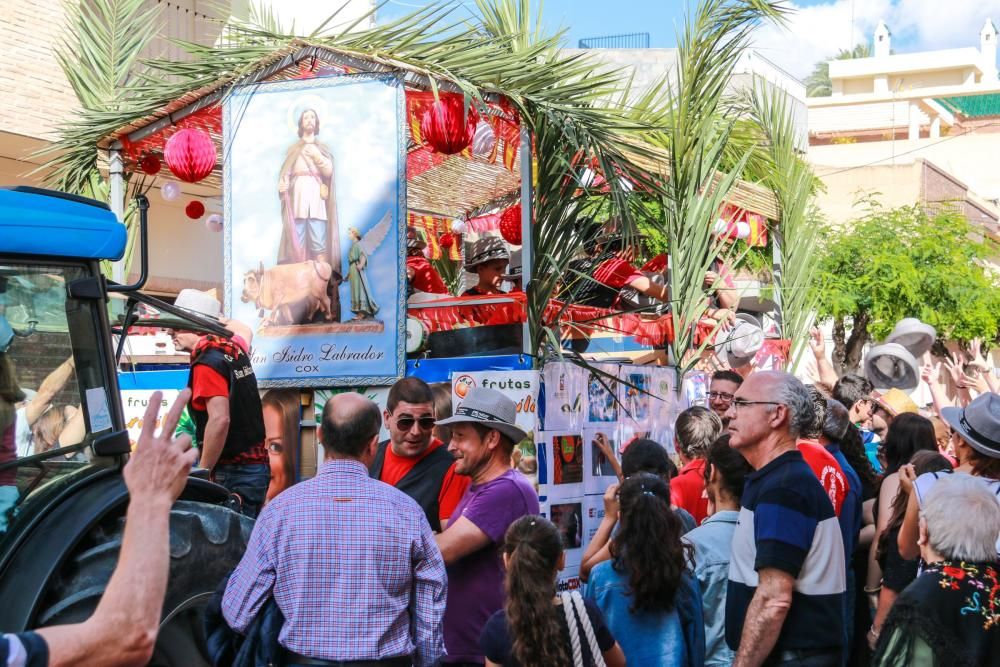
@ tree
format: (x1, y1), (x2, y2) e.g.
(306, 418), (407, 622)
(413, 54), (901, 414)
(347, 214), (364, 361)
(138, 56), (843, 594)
(806, 43), (872, 97)
(814, 202), (1000, 373)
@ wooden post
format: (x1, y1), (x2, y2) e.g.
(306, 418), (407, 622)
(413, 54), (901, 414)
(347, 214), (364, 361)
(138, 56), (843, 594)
(298, 389), (318, 479)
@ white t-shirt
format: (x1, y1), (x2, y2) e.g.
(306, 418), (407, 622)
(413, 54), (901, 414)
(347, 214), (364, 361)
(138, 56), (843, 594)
(14, 408), (31, 458)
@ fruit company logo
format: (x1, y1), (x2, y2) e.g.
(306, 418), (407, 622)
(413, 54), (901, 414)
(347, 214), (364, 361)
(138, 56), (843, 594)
(454, 374), (476, 399)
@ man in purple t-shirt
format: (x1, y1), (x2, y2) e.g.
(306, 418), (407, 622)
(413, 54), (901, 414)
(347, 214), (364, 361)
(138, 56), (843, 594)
(435, 387), (540, 665)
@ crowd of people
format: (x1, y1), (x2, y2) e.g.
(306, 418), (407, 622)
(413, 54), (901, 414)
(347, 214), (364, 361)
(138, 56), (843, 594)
(4, 293), (1000, 667)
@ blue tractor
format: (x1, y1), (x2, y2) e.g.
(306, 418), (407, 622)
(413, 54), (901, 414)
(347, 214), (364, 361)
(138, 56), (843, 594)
(0, 187), (251, 665)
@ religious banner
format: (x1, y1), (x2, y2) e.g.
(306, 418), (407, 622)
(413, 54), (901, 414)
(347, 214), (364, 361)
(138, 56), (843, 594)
(224, 74), (407, 386)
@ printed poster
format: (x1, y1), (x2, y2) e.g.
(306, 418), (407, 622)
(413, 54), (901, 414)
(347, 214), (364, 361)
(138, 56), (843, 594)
(586, 363), (619, 425)
(540, 431), (585, 501)
(619, 366), (655, 431)
(683, 370), (709, 410)
(541, 499), (585, 591)
(120, 389), (182, 449)
(542, 361), (585, 431)
(583, 426), (621, 494)
(225, 74), (407, 386)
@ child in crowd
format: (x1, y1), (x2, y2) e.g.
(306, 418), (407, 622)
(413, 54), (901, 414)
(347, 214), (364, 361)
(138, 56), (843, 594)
(479, 515), (625, 667)
(586, 473), (705, 667)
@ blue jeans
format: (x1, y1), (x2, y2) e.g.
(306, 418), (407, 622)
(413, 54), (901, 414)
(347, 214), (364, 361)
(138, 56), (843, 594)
(213, 463), (269, 518)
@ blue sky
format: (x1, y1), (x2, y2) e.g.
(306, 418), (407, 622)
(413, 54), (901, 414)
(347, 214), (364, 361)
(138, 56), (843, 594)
(375, 1), (1000, 79)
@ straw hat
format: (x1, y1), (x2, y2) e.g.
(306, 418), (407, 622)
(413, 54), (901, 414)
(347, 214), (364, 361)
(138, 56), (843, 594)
(874, 388), (919, 417)
(436, 386), (527, 443)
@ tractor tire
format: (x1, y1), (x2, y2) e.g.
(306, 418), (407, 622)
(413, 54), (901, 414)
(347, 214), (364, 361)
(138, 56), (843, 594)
(36, 500), (253, 667)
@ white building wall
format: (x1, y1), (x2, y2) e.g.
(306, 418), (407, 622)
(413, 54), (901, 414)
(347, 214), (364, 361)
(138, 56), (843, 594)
(809, 131), (1000, 203)
(809, 101), (928, 134)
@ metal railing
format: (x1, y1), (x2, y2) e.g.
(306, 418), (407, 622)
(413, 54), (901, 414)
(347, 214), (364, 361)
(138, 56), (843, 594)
(578, 33), (650, 49)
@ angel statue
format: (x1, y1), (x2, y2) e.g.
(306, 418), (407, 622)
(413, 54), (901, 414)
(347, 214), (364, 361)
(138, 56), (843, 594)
(346, 211), (391, 321)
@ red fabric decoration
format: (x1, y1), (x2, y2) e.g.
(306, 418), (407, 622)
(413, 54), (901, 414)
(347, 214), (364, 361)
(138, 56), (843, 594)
(420, 96), (479, 155)
(185, 200), (205, 220)
(164, 128), (217, 183)
(499, 204), (522, 245)
(139, 154), (161, 176)
(439, 233), (455, 249)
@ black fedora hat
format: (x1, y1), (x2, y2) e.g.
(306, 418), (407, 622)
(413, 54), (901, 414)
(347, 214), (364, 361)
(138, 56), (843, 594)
(941, 393), (1000, 459)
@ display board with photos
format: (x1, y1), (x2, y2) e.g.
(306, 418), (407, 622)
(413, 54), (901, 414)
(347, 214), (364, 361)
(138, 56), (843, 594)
(450, 360), (710, 590)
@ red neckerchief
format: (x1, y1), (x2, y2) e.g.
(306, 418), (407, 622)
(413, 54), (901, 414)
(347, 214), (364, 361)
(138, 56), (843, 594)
(192, 335), (243, 364)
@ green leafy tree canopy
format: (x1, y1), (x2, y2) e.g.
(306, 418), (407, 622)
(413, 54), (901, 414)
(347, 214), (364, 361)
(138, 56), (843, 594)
(815, 202), (1000, 371)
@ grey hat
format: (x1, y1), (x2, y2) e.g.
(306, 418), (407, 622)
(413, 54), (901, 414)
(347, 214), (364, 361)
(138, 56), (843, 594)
(174, 288), (222, 322)
(716, 313), (764, 369)
(503, 248), (522, 280)
(941, 392), (1000, 459)
(864, 342), (920, 391)
(436, 386), (527, 443)
(464, 236), (509, 271)
(885, 318), (936, 357)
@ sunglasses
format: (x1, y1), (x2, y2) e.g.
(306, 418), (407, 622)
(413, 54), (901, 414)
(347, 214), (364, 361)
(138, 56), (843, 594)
(395, 415), (436, 431)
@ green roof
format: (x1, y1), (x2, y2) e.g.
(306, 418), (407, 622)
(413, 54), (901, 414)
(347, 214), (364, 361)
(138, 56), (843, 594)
(935, 93), (1000, 118)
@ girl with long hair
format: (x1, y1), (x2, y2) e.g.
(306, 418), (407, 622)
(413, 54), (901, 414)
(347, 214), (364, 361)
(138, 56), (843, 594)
(586, 473), (705, 667)
(867, 413), (939, 609)
(479, 516), (625, 667)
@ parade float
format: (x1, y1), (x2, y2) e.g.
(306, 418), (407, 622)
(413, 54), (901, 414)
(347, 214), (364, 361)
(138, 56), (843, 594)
(53, 1), (811, 586)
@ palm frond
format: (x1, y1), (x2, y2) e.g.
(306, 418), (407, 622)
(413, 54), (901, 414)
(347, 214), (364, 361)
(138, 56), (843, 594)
(654, 0), (788, 375)
(746, 78), (822, 367)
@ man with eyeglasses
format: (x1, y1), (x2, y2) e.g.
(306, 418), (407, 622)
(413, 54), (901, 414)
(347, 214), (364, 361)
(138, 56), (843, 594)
(709, 370), (743, 426)
(725, 371), (846, 667)
(369, 377), (470, 531)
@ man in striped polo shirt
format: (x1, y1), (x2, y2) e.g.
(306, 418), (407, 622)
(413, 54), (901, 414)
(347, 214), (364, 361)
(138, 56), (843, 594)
(725, 372), (846, 667)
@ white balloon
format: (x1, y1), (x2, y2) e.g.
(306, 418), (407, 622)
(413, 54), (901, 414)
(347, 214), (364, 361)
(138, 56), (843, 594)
(205, 214), (223, 233)
(161, 181), (180, 201)
(451, 219), (467, 235)
(471, 121), (496, 157)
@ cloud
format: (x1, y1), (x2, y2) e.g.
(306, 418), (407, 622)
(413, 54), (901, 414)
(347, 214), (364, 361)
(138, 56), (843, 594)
(750, 0), (1000, 80)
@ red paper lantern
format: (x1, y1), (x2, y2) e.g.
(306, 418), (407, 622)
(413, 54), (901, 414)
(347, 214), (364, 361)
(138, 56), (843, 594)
(420, 97), (479, 155)
(499, 204), (522, 245)
(139, 154), (161, 176)
(164, 128), (217, 183)
(439, 233), (455, 248)
(185, 200), (205, 220)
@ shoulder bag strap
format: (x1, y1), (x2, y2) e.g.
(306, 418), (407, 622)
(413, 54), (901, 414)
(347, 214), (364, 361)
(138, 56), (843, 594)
(570, 591), (606, 667)
(559, 591), (585, 667)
